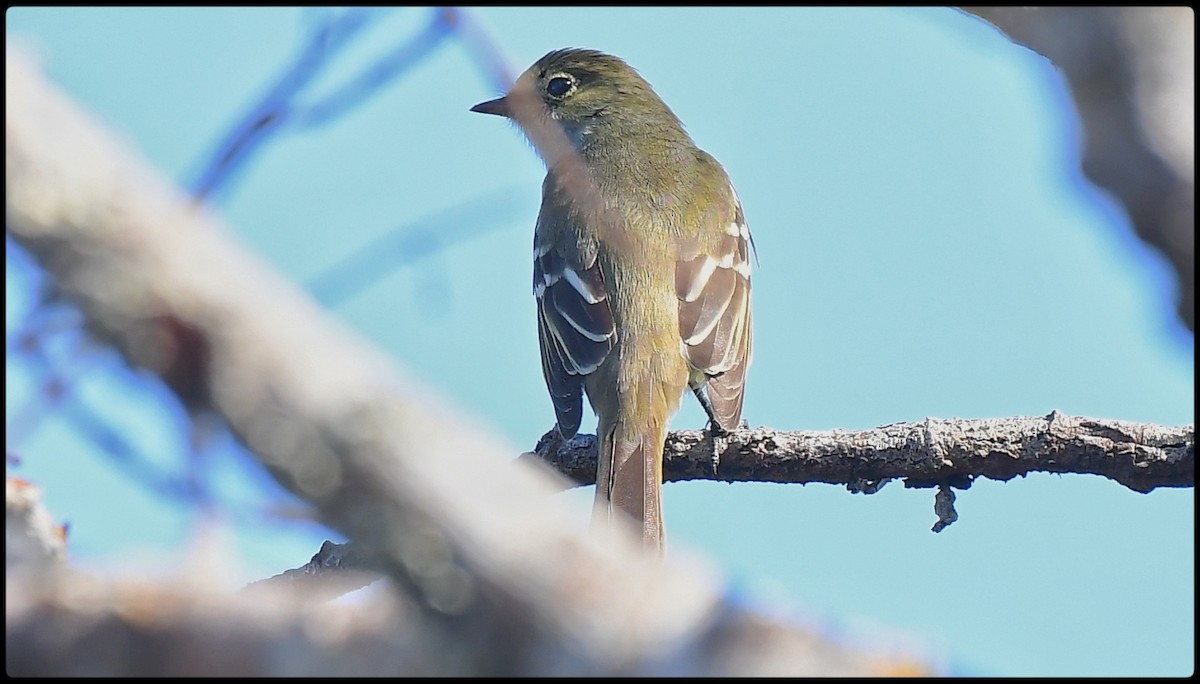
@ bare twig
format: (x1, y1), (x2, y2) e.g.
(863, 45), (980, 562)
(305, 184), (530, 307)
(189, 7), (379, 201)
(293, 8), (456, 127)
(190, 7), (458, 202)
(446, 6), (517, 91)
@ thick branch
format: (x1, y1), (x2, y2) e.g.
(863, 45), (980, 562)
(528, 412), (1194, 494)
(961, 7), (1194, 332)
(6, 571), (440, 677)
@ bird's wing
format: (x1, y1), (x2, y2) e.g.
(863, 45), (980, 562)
(534, 238), (615, 438)
(675, 187), (754, 431)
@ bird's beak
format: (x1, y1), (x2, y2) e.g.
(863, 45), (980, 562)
(470, 96), (511, 118)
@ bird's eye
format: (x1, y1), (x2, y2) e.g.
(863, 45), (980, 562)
(546, 76), (573, 99)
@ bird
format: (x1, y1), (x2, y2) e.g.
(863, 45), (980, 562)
(471, 48), (753, 551)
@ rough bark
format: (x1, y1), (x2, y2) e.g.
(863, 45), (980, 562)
(527, 412), (1194, 494)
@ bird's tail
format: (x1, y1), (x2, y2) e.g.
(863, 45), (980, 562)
(594, 415), (667, 552)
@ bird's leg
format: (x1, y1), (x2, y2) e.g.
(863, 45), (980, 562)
(691, 385), (727, 477)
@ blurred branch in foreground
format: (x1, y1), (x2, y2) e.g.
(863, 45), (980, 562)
(6, 7), (520, 517)
(961, 6), (1195, 333)
(188, 7), (518, 205)
(306, 184), (530, 308)
(7, 50), (921, 676)
(189, 7), (455, 202)
(6, 321), (204, 503)
(6, 478), (69, 570)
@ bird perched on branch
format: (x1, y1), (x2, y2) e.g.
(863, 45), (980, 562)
(472, 48), (753, 552)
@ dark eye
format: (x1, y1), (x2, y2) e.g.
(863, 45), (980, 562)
(546, 76), (573, 99)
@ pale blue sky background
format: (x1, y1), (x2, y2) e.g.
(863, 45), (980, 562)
(5, 7), (1194, 676)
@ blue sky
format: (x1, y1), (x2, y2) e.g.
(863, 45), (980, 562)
(5, 7), (1194, 676)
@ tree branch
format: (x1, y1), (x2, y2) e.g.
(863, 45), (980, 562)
(6, 570), (440, 677)
(6, 477), (69, 569)
(527, 412), (1194, 494)
(960, 7), (1194, 332)
(242, 540), (383, 601)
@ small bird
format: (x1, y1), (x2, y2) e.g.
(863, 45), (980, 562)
(472, 49), (753, 551)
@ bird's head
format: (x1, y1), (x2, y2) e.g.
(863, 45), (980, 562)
(471, 48), (683, 159)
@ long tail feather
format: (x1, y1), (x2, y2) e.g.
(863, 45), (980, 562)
(594, 417), (666, 552)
